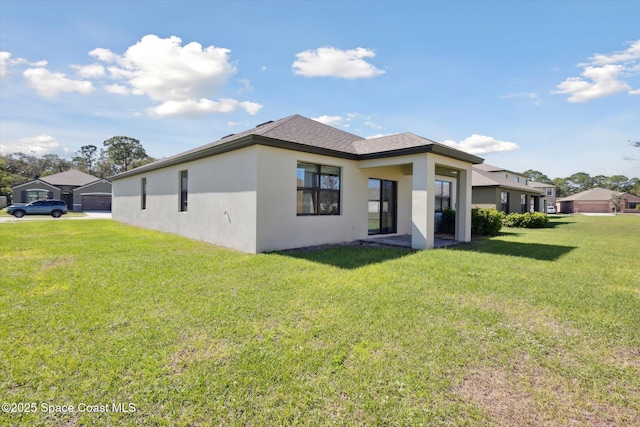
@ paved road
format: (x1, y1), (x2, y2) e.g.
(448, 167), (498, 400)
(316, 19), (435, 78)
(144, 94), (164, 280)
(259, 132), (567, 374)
(0, 211), (112, 223)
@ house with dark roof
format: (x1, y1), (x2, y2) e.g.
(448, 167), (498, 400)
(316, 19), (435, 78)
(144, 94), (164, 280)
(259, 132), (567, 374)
(472, 164), (550, 213)
(12, 169), (112, 211)
(558, 188), (640, 214)
(112, 114), (484, 253)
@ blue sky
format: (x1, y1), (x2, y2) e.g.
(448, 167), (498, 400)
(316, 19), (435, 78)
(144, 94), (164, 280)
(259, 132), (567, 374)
(1, 0), (639, 179)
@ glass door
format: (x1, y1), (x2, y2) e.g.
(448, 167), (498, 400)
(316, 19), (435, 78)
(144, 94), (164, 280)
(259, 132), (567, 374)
(368, 178), (397, 235)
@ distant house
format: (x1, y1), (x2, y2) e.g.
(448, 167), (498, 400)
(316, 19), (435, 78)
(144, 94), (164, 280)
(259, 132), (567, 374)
(111, 114), (484, 253)
(12, 169), (112, 211)
(471, 164), (550, 213)
(558, 188), (640, 214)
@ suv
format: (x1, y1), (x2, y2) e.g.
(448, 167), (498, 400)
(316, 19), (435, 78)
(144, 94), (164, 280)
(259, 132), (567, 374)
(546, 205), (557, 214)
(6, 199), (68, 218)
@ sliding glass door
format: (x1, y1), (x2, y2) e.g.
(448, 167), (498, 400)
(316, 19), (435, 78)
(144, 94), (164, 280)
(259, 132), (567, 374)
(368, 178), (397, 235)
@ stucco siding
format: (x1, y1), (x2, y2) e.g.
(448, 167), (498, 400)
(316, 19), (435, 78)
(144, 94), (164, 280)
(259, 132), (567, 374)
(254, 147), (365, 252)
(113, 147), (259, 253)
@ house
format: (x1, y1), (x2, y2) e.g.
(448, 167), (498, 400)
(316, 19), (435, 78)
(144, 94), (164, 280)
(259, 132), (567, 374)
(471, 164), (549, 213)
(558, 188), (640, 214)
(12, 169), (112, 211)
(111, 114), (483, 253)
(529, 181), (557, 211)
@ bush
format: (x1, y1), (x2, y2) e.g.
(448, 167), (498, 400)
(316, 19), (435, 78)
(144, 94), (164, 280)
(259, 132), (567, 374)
(438, 208), (456, 234)
(502, 212), (549, 228)
(471, 208), (504, 236)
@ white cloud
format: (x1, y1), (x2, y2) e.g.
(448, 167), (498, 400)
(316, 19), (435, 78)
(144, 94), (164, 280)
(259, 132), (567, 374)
(292, 47), (385, 79)
(442, 134), (520, 155)
(0, 51), (12, 77)
(72, 63), (105, 78)
(104, 83), (130, 95)
(148, 98), (262, 117)
(312, 115), (343, 125)
(0, 52), (48, 78)
(553, 40), (640, 102)
(364, 121), (382, 129)
(0, 134), (69, 155)
(88, 34), (262, 116)
(23, 67), (94, 98)
(500, 92), (541, 105)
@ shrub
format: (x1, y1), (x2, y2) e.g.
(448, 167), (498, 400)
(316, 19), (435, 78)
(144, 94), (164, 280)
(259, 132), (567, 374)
(502, 212), (549, 228)
(471, 208), (504, 236)
(438, 208), (456, 234)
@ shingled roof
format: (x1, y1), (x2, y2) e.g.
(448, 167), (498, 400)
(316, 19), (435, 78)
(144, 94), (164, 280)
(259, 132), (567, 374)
(113, 114), (483, 179)
(472, 166), (542, 194)
(39, 169), (99, 186)
(557, 187), (623, 202)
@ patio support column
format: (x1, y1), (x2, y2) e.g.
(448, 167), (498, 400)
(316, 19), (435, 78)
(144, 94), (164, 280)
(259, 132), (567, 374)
(411, 155), (435, 249)
(455, 167), (472, 243)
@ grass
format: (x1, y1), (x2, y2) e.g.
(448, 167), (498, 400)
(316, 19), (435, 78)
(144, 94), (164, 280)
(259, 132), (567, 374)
(0, 215), (638, 426)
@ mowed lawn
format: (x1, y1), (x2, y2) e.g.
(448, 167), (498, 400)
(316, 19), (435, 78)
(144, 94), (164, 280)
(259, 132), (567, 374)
(1, 215), (638, 426)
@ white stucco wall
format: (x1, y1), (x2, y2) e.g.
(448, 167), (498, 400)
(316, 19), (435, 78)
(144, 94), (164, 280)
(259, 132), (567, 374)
(113, 145), (474, 253)
(113, 146), (259, 253)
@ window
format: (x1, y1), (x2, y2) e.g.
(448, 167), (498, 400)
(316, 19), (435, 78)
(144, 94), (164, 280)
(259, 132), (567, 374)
(26, 189), (49, 203)
(546, 188), (553, 196)
(629, 201), (639, 209)
(520, 194), (527, 212)
(514, 176), (520, 183)
(296, 162), (340, 215)
(435, 180), (451, 212)
(141, 178), (147, 210)
(501, 191), (509, 213)
(179, 170), (188, 212)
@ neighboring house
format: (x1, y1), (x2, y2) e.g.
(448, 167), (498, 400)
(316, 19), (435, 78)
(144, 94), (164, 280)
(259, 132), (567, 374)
(529, 181), (557, 211)
(558, 188), (640, 214)
(12, 169), (112, 211)
(112, 114), (484, 253)
(471, 164), (548, 213)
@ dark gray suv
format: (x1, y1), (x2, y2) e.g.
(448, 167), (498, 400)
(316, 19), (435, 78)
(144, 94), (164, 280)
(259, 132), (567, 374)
(6, 199), (68, 218)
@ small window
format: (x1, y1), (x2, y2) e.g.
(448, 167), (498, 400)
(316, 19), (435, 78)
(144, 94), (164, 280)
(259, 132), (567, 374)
(546, 188), (553, 196)
(514, 176), (520, 183)
(141, 178), (147, 210)
(179, 170), (188, 212)
(501, 191), (509, 213)
(296, 162), (341, 215)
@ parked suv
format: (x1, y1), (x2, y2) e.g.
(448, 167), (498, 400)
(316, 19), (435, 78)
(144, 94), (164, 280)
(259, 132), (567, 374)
(6, 199), (68, 218)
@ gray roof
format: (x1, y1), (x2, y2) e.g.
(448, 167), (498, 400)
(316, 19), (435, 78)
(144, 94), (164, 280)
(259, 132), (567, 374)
(40, 169), (99, 186)
(472, 167), (543, 194)
(113, 114), (484, 180)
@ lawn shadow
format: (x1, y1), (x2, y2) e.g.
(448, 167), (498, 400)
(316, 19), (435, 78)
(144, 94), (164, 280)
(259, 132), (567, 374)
(455, 240), (576, 261)
(271, 243), (414, 269)
(544, 221), (573, 229)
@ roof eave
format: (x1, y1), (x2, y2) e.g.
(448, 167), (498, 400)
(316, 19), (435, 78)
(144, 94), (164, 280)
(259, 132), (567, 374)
(360, 144), (484, 164)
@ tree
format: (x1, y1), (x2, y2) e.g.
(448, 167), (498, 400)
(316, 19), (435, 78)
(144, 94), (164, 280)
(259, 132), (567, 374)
(72, 145), (99, 174)
(103, 136), (151, 175)
(610, 193), (625, 214)
(522, 169), (552, 184)
(623, 140), (639, 161)
(566, 172), (593, 193)
(605, 175), (631, 192)
(552, 177), (571, 198)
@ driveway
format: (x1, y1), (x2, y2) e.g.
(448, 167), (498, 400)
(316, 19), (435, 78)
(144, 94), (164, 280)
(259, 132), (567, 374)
(0, 211), (112, 223)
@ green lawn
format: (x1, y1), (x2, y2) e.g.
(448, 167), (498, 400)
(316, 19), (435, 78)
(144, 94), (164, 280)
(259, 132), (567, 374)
(1, 215), (638, 426)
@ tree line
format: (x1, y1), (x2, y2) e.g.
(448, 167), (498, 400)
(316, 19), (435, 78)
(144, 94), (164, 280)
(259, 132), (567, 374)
(1, 136), (154, 201)
(523, 170), (640, 198)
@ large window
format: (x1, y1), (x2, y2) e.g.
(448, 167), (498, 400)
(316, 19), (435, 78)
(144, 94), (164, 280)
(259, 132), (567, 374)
(296, 162), (341, 215)
(141, 178), (147, 210)
(520, 194), (527, 213)
(179, 170), (188, 212)
(25, 189), (50, 203)
(435, 180), (451, 212)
